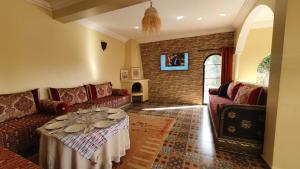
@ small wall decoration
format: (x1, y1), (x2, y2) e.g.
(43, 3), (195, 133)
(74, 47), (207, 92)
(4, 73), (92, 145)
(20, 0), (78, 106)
(131, 67), (142, 80)
(101, 41), (107, 51)
(120, 69), (129, 80)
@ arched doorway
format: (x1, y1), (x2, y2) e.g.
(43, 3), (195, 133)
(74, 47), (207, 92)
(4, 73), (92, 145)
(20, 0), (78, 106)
(203, 54), (222, 104)
(235, 5), (274, 81)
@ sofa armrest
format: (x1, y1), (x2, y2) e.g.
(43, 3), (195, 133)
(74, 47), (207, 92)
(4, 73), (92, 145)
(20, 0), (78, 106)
(40, 99), (69, 115)
(112, 89), (129, 96)
(218, 104), (266, 142)
(209, 88), (219, 95)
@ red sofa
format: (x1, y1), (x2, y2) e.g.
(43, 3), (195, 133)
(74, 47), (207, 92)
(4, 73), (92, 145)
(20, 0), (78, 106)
(0, 82), (130, 157)
(208, 82), (267, 154)
(0, 147), (41, 169)
(48, 82), (131, 112)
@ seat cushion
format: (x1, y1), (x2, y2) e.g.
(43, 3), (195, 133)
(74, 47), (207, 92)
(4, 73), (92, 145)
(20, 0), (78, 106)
(0, 113), (56, 156)
(209, 94), (233, 133)
(68, 95), (131, 112)
(0, 147), (41, 169)
(91, 95), (131, 108)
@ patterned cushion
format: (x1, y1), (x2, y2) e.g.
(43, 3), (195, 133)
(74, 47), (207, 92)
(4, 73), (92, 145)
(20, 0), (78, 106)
(227, 82), (243, 100)
(0, 91), (37, 123)
(0, 113), (56, 156)
(0, 147), (41, 169)
(233, 86), (262, 104)
(88, 82), (113, 100)
(49, 86), (89, 106)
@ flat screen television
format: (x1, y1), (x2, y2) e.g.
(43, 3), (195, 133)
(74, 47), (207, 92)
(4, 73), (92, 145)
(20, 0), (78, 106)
(160, 52), (188, 71)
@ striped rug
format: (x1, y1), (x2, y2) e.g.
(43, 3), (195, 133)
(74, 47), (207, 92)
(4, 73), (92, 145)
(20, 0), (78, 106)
(113, 113), (175, 169)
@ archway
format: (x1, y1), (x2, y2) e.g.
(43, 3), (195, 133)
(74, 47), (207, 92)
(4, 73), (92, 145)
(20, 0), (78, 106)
(235, 5), (274, 82)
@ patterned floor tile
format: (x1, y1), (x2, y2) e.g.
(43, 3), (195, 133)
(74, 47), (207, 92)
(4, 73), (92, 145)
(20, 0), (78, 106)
(126, 103), (269, 169)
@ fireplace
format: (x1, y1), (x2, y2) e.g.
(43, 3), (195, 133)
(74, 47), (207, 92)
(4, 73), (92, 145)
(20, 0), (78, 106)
(121, 79), (149, 103)
(132, 82), (142, 93)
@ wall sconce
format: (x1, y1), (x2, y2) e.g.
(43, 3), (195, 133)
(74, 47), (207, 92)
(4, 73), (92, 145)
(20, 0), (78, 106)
(101, 41), (107, 51)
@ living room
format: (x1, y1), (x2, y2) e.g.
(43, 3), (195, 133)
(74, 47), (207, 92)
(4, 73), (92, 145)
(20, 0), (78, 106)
(0, 0), (299, 169)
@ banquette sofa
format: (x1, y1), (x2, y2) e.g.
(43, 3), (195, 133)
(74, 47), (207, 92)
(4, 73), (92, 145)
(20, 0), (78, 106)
(208, 81), (267, 154)
(0, 82), (130, 157)
(0, 147), (41, 169)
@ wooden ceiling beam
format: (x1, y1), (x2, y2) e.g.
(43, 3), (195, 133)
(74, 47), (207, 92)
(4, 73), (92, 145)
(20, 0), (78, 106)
(52, 0), (149, 23)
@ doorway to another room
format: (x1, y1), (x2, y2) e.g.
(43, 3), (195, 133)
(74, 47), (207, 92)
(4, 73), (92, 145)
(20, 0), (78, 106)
(203, 54), (222, 104)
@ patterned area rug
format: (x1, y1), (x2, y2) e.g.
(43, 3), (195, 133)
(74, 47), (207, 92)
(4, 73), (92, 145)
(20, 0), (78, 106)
(124, 103), (270, 169)
(113, 113), (176, 169)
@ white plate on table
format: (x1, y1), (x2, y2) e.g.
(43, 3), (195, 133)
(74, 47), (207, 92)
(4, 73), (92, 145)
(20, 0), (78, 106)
(107, 108), (122, 114)
(64, 124), (85, 133)
(56, 115), (69, 121)
(107, 112), (126, 120)
(94, 108), (106, 112)
(93, 120), (113, 128)
(45, 121), (67, 130)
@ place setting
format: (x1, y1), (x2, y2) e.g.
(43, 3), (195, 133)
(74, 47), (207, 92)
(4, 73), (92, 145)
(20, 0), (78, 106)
(42, 108), (127, 135)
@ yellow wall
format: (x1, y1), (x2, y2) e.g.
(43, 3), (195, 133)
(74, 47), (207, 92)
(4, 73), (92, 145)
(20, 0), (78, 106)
(124, 39), (144, 79)
(237, 28), (273, 83)
(271, 0), (300, 168)
(236, 0), (300, 168)
(0, 0), (125, 99)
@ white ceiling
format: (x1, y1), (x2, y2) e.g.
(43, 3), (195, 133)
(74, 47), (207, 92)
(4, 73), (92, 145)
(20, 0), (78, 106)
(78, 0), (249, 43)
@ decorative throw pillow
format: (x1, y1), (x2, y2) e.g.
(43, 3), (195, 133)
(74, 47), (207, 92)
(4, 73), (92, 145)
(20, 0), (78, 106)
(0, 91), (37, 123)
(227, 82), (243, 100)
(31, 88), (41, 111)
(49, 86), (89, 106)
(233, 86), (262, 104)
(218, 81), (231, 97)
(247, 87), (263, 105)
(88, 82), (113, 100)
(40, 100), (69, 115)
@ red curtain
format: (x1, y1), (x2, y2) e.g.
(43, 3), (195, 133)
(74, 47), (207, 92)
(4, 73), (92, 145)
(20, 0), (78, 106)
(221, 47), (234, 84)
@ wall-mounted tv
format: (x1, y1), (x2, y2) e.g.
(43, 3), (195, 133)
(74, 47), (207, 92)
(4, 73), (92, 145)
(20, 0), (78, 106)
(160, 52), (189, 71)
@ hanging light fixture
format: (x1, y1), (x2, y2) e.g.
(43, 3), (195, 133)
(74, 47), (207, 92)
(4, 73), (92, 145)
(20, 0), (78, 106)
(142, 1), (161, 32)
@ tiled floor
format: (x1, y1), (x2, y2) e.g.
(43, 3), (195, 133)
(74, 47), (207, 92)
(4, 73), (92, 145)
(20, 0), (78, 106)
(126, 103), (269, 169)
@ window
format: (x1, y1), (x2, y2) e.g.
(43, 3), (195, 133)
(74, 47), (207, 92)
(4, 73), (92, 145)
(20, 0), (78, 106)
(203, 54), (222, 104)
(256, 55), (271, 86)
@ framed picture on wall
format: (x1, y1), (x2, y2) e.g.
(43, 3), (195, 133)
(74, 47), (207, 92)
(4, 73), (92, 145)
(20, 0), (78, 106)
(131, 67), (142, 80)
(120, 69), (129, 80)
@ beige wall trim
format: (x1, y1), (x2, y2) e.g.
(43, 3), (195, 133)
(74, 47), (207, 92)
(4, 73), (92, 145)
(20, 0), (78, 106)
(138, 27), (234, 43)
(77, 19), (128, 42)
(26, 0), (52, 11)
(232, 0), (257, 28)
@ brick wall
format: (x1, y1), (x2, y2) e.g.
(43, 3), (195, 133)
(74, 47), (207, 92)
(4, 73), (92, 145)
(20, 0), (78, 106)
(140, 32), (234, 104)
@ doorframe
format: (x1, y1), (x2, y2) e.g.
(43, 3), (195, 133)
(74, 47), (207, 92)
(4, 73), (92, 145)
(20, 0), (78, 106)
(202, 53), (222, 105)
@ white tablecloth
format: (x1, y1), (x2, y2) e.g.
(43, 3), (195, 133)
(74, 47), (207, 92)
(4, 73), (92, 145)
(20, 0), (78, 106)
(39, 128), (130, 169)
